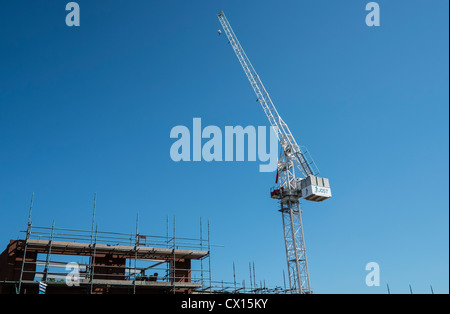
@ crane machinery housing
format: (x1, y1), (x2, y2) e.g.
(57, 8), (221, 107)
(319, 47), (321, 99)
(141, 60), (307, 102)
(217, 11), (332, 294)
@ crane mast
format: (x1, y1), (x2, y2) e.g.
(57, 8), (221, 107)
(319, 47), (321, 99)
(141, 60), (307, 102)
(217, 11), (331, 294)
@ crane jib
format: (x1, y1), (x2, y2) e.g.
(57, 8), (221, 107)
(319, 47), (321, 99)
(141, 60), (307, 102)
(217, 11), (319, 179)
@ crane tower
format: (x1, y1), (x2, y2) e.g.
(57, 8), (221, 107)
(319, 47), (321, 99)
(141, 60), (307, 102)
(217, 11), (332, 294)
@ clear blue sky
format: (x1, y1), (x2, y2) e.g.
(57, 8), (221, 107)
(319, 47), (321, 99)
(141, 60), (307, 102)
(0, 0), (448, 294)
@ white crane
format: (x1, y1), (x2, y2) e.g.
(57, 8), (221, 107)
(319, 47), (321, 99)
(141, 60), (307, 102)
(217, 11), (331, 294)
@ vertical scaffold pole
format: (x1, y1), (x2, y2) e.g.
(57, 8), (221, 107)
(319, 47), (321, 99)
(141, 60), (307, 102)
(200, 218), (203, 288)
(172, 216), (176, 294)
(90, 225), (98, 294)
(207, 220), (212, 293)
(233, 262), (237, 293)
(18, 193), (34, 294)
(43, 220), (55, 283)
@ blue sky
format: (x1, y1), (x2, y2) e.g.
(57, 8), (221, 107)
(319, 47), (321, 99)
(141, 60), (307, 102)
(0, 0), (448, 294)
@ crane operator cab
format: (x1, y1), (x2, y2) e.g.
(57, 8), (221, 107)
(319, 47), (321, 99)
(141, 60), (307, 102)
(270, 175), (331, 203)
(299, 175), (332, 202)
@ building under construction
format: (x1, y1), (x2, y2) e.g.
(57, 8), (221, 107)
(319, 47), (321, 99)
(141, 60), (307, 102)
(0, 212), (289, 295)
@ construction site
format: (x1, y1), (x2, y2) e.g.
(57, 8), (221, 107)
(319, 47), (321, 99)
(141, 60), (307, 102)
(0, 218), (210, 294)
(0, 212), (293, 294)
(0, 11), (332, 295)
(2, 0), (448, 298)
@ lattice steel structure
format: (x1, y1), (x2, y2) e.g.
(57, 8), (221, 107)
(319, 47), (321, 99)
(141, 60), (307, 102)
(217, 11), (330, 294)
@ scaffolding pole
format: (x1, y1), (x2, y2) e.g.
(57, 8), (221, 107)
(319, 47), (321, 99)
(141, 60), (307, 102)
(200, 218), (203, 289)
(89, 225), (98, 294)
(208, 220), (212, 293)
(43, 220), (55, 283)
(17, 193), (34, 294)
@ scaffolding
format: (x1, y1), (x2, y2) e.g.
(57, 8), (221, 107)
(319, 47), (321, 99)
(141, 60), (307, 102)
(0, 195), (296, 294)
(4, 221), (295, 294)
(5, 216), (214, 294)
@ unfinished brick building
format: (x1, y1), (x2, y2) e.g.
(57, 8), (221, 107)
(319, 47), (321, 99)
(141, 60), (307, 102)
(0, 224), (211, 294)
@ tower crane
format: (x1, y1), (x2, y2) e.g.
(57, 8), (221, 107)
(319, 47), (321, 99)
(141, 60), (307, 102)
(217, 11), (332, 294)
